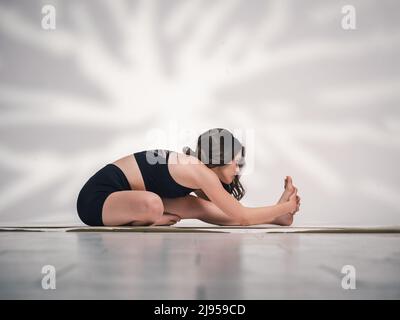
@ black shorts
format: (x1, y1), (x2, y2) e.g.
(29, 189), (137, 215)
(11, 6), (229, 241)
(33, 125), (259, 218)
(76, 164), (132, 226)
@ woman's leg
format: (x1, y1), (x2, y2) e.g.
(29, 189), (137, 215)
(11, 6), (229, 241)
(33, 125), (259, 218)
(102, 190), (164, 226)
(162, 195), (240, 226)
(163, 193), (300, 227)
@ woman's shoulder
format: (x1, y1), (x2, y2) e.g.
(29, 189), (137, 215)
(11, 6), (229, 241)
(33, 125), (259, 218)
(165, 150), (206, 190)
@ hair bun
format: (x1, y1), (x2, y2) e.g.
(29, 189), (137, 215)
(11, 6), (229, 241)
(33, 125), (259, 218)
(182, 146), (196, 156)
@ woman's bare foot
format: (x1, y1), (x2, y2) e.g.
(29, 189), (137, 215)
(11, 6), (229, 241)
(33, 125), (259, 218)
(277, 176), (295, 203)
(272, 213), (294, 226)
(272, 177), (300, 226)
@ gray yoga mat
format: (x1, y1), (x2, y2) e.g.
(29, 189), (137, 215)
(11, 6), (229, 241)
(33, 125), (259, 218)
(0, 226), (399, 233)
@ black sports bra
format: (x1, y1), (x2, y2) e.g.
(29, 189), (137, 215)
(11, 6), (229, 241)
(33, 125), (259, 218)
(133, 149), (232, 198)
(133, 149), (196, 198)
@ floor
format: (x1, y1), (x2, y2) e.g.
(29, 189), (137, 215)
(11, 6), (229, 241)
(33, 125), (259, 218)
(0, 231), (399, 299)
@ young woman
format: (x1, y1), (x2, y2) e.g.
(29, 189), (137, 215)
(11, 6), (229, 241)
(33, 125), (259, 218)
(76, 128), (301, 227)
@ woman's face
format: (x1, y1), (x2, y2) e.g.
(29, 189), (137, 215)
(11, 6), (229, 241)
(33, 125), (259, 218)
(212, 152), (243, 184)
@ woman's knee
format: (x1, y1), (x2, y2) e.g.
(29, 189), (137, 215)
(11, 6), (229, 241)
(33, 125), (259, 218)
(142, 193), (164, 220)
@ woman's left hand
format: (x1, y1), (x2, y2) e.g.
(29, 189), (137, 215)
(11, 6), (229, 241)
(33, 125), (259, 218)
(152, 213), (181, 226)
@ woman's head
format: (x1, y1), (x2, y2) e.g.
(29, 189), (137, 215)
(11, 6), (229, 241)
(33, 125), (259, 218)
(183, 128), (246, 200)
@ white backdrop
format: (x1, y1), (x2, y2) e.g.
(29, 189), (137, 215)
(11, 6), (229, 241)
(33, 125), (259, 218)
(0, 0), (399, 226)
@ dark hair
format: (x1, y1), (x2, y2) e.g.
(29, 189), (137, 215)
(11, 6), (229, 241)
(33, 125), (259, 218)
(183, 128), (246, 200)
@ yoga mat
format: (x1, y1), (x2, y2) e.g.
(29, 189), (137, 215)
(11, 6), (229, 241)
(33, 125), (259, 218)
(0, 226), (399, 233)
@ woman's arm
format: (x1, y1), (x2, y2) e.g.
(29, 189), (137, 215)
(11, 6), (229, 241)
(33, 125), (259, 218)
(194, 186), (298, 226)
(192, 164), (296, 226)
(193, 189), (210, 201)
